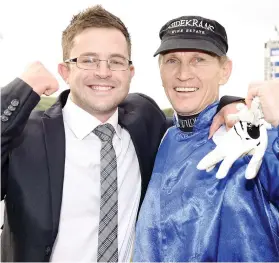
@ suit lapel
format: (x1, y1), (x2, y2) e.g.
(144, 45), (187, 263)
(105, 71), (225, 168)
(42, 116), (65, 236)
(118, 107), (145, 170)
(118, 108), (144, 165)
(118, 107), (147, 205)
(42, 91), (68, 237)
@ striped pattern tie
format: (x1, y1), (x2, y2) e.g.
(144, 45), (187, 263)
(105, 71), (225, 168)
(93, 123), (118, 262)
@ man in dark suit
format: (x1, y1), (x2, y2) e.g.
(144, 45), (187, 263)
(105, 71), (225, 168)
(1, 5), (242, 262)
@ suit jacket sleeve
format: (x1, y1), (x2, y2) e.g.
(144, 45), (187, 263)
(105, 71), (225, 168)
(1, 78), (40, 199)
(217, 95), (245, 113)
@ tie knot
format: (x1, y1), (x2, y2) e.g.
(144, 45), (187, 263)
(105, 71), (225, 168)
(93, 123), (115, 142)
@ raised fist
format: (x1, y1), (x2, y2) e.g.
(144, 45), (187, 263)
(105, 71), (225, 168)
(20, 61), (59, 96)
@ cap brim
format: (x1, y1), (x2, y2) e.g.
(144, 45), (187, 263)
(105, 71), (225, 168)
(154, 38), (225, 57)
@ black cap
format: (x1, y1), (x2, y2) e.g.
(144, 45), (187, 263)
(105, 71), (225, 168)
(154, 16), (228, 57)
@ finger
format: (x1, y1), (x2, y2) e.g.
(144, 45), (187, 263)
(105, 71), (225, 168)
(44, 89), (56, 96)
(226, 113), (240, 122)
(45, 83), (59, 96)
(245, 125), (268, 179)
(209, 114), (224, 139)
(236, 103), (246, 111)
(225, 108), (246, 130)
(225, 119), (237, 131)
(246, 84), (262, 108)
(226, 103), (247, 122)
(51, 78), (60, 91)
(223, 103), (245, 131)
(197, 148), (224, 171)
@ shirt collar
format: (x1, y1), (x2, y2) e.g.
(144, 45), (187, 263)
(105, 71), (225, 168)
(62, 96), (121, 140)
(173, 102), (219, 131)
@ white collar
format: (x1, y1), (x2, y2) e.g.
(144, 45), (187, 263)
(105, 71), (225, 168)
(62, 96), (121, 140)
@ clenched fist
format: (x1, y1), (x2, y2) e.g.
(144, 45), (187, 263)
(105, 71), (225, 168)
(246, 80), (279, 128)
(20, 61), (59, 96)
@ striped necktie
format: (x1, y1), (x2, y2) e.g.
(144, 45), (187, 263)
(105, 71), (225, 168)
(93, 123), (118, 262)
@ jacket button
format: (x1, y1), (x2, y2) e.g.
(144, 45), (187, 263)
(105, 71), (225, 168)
(11, 99), (19, 107)
(8, 105), (16, 111)
(4, 109), (12, 116)
(45, 246), (52, 256)
(1, 115), (9, 122)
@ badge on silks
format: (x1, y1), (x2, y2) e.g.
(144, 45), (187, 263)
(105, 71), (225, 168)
(197, 97), (268, 179)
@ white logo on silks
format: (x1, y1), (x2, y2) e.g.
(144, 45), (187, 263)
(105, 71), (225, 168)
(168, 19), (215, 35)
(179, 118), (197, 128)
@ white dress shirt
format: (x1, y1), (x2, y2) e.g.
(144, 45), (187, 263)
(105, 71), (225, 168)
(50, 97), (141, 262)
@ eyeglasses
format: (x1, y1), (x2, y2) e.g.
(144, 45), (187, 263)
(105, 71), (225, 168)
(64, 56), (132, 71)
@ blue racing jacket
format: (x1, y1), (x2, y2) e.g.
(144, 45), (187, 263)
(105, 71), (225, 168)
(133, 102), (279, 262)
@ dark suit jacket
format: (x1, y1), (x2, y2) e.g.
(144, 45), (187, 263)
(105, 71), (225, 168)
(1, 78), (168, 262)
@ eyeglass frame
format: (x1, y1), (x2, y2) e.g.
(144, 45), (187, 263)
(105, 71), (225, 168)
(64, 55), (133, 71)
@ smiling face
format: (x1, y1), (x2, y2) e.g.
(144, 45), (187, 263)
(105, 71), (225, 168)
(59, 27), (134, 122)
(159, 51), (232, 116)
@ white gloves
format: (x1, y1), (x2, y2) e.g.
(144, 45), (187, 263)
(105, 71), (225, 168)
(197, 97), (268, 179)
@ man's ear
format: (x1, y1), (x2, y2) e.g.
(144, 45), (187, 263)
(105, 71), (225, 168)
(129, 64), (135, 79)
(219, 59), (232, 86)
(58, 63), (70, 84)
